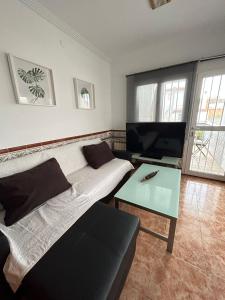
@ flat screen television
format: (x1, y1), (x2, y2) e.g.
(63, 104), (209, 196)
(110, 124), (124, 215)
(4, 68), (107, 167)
(126, 122), (186, 159)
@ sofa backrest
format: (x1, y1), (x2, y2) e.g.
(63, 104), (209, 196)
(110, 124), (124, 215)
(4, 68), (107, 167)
(0, 138), (102, 179)
(44, 138), (101, 176)
(0, 151), (50, 178)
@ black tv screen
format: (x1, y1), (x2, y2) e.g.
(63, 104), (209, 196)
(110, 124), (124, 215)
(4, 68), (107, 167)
(126, 122), (186, 159)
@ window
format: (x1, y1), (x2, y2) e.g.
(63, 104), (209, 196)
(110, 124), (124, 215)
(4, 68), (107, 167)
(127, 62), (196, 123)
(136, 79), (187, 122)
(160, 79), (187, 122)
(197, 74), (225, 126)
(137, 83), (157, 122)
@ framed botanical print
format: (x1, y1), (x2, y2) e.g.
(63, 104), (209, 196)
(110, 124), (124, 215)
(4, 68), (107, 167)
(8, 54), (56, 106)
(74, 78), (95, 110)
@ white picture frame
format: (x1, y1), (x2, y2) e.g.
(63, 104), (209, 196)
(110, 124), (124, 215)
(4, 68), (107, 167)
(74, 78), (95, 110)
(8, 54), (56, 106)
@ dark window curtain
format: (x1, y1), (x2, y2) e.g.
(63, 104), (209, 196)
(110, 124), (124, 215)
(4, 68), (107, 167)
(127, 61), (197, 123)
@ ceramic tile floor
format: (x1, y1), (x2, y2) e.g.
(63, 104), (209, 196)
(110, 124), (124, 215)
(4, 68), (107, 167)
(117, 175), (225, 300)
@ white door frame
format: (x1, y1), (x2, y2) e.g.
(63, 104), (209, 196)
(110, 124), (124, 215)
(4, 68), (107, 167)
(182, 59), (225, 181)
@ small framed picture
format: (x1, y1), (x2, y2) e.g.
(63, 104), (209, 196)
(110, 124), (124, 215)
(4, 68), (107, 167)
(74, 78), (95, 110)
(8, 54), (56, 106)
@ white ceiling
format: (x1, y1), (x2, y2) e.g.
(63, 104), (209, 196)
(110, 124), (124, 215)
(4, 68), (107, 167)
(37, 0), (225, 58)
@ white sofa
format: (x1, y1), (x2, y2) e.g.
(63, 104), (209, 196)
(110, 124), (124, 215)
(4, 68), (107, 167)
(0, 138), (139, 300)
(0, 138), (133, 209)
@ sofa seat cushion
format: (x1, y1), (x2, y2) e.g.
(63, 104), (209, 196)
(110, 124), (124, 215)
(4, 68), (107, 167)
(17, 202), (140, 300)
(67, 158), (134, 201)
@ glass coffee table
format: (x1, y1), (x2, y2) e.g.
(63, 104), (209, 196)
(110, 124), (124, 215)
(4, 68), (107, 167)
(115, 163), (181, 253)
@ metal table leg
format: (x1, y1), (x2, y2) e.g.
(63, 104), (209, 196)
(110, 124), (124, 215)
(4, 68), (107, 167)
(115, 198), (119, 209)
(167, 218), (177, 253)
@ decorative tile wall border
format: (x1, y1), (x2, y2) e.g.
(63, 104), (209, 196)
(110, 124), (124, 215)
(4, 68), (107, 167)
(112, 130), (126, 151)
(0, 129), (127, 163)
(0, 130), (113, 163)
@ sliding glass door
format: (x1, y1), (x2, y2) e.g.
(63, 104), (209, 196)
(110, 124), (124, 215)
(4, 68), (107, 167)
(184, 59), (225, 181)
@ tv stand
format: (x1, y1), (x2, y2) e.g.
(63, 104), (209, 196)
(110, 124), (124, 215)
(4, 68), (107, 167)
(132, 153), (181, 169)
(140, 153), (163, 160)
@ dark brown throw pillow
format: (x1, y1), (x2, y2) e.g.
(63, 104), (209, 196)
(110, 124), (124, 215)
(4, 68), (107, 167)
(83, 141), (115, 169)
(0, 158), (71, 226)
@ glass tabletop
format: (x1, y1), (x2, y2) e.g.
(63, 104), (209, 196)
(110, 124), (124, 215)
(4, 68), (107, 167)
(115, 164), (181, 218)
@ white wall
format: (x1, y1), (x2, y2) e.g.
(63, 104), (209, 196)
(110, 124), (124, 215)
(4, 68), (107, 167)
(0, 0), (111, 149)
(111, 27), (225, 129)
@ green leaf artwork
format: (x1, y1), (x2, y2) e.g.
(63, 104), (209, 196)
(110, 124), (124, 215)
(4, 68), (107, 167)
(29, 85), (45, 98)
(17, 67), (46, 103)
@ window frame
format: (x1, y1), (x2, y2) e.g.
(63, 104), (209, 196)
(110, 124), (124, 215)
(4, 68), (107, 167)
(126, 61), (197, 124)
(136, 77), (188, 123)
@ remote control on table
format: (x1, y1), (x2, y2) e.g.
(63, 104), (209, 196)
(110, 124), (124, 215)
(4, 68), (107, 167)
(140, 170), (159, 182)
